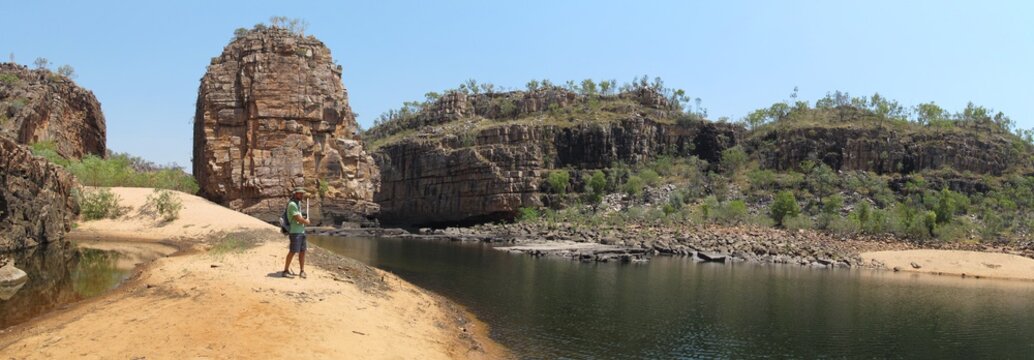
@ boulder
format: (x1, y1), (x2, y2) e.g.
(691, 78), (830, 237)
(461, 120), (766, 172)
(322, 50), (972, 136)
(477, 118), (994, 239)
(0, 262), (27, 287)
(193, 27), (379, 225)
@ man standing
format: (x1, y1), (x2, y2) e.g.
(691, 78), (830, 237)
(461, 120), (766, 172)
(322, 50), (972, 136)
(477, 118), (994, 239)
(283, 187), (311, 279)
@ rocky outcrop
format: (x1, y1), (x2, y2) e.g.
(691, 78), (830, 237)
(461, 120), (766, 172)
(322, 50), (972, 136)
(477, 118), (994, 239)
(374, 118), (739, 225)
(0, 63), (106, 159)
(747, 125), (1027, 176)
(193, 27), (379, 225)
(0, 136), (80, 253)
(366, 88), (677, 142)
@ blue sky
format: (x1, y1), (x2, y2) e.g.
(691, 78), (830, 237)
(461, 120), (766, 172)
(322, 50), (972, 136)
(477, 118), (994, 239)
(3, 1), (1032, 167)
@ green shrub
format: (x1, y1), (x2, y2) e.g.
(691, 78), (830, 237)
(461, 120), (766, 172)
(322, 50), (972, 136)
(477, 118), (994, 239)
(934, 219), (972, 242)
(783, 215), (813, 230)
(714, 200), (748, 225)
(209, 235), (248, 256)
(546, 170), (570, 195)
(770, 191), (800, 227)
(516, 207), (540, 222)
(458, 131), (478, 147)
(80, 188), (126, 220)
(146, 189), (183, 222)
(30, 141), (71, 167)
(933, 188), (963, 224)
(318, 179), (329, 198)
(924, 210), (937, 237)
(0, 73), (18, 85)
(720, 147), (748, 174)
(707, 172), (729, 202)
(623, 175), (644, 196)
(65, 154), (199, 193)
(605, 163), (630, 193)
(747, 169), (777, 192)
(827, 216), (861, 235)
(497, 98), (517, 118)
(821, 194), (844, 215)
(650, 156), (674, 176)
(979, 208), (1006, 241)
(697, 198), (749, 225)
(9, 98), (27, 112)
(639, 169), (660, 187)
(584, 170), (607, 207)
(697, 196), (719, 221)
(588, 170), (606, 195)
(662, 203), (677, 217)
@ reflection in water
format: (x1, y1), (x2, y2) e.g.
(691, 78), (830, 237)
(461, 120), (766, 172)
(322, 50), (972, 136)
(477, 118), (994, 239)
(0, 243), (132, 329)
(72, 250), (125, 298)
(312, 236), (1034, 359)
(0, 280), (26, 301)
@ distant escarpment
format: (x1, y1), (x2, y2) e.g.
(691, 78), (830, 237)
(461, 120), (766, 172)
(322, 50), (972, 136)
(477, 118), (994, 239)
(0, 63), (106, 159)
(193, 27), (379, 225)
(369, 87), (741, 226)
(744, 107), (1029, 176)
(0, 136), (79, 253)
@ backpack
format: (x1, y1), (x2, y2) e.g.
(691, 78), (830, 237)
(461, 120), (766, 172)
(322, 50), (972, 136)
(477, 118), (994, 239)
(278, 200), (296, 234)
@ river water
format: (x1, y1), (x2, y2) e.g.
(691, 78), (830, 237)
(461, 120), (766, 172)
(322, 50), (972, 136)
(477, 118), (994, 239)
(0, 241), (172, 330)
(311, 235), (1034, 359)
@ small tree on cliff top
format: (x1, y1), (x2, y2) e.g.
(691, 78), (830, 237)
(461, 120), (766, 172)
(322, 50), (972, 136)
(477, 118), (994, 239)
(268, 16), (309, 35)
(33, 57), (50, 70)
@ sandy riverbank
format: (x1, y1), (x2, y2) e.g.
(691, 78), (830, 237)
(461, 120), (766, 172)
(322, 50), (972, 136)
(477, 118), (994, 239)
(862, 249), (1034, 282)
(0, 187), (507, 359)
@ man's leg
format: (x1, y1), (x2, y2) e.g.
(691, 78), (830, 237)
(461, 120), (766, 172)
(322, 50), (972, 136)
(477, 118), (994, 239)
(284, 251), (295, 272)
(298, 234), (307, 277)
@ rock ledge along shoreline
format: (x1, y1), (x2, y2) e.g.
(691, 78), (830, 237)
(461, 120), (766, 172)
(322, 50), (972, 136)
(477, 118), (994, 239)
(318, 224), (1034, 281)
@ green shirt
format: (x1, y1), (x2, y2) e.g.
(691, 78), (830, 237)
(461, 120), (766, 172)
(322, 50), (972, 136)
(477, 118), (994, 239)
(287, 201), (305, 234)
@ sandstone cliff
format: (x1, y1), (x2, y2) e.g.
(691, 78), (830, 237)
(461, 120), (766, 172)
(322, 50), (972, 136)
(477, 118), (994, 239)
(746, 124), (1027, 176)
(0, 63), (106, 159)
(193, 27), (379, 225)
(370, 89), (739, 225)
(0, 136), (80, 253)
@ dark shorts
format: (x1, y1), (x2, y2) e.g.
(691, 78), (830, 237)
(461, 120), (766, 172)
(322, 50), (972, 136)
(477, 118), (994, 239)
(288, 233), (307, 253)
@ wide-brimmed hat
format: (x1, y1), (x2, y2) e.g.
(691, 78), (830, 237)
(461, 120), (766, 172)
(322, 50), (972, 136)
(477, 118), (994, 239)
(291, 187), (307, 195)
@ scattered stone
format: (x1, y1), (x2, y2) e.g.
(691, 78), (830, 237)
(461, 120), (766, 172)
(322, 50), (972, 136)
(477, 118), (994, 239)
(696, 252), (727, 263)
(910, 262), (922, 269)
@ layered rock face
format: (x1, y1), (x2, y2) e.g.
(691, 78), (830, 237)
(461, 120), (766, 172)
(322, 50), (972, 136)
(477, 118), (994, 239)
(0, 136), (80, 253)
(193, 28), (379, 225)
(748, 126), (1025, 176)
(374, 118), (739, 225)
(0, 63), (106, 159)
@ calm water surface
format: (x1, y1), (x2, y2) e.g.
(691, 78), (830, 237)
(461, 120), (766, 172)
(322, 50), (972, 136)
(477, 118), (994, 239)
(0, 242), (138, 329)
(311, 235), (1034, 359)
